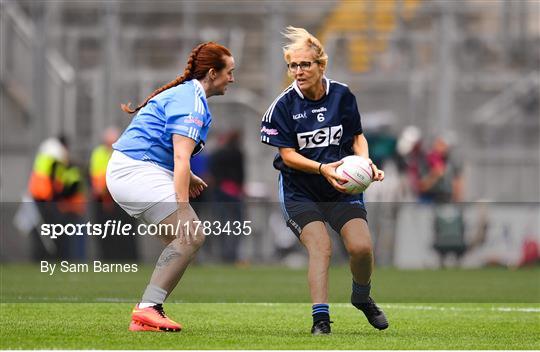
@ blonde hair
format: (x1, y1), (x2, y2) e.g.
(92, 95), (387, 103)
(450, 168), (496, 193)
(282, 26), (328, 67)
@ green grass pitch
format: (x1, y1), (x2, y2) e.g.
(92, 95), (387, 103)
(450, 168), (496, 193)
(1, 265), (539, 349)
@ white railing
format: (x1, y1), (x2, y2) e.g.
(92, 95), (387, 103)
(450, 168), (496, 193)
(0, 0), (75, 138)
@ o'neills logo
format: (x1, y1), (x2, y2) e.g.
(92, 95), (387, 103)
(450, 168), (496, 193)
(287, 218), (302, 234)
(261, 126), (279, 135)
(184, 115), (204, 127)
(292, 111), (307, 120)
(311, 107), (327, 113)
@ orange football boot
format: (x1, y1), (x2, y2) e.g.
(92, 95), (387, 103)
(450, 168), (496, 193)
(129, 304), (182, 332)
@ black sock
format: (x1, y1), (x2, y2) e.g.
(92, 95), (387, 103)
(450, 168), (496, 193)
(312, 303), (330, 323)
(351, 280), (371, 306)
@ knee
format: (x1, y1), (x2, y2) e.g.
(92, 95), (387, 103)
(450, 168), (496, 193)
(308, 243), (332, 261)
(347, 242), (372, 259)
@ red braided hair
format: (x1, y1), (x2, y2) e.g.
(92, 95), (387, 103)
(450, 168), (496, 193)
(121, 42), (232, 114)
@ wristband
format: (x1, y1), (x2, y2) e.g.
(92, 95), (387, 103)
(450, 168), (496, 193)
(318, 162), (323, 175)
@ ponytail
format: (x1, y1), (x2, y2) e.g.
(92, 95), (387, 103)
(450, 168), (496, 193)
(121, 42), (210, 114)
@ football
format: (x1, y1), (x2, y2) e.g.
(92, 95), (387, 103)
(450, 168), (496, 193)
(335, 155), (373, 194)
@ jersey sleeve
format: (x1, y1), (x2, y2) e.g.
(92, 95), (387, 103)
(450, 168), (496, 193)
(349, 92), (363, 135)
(164, 89), (206, 142)
(260, 100), (296, 148)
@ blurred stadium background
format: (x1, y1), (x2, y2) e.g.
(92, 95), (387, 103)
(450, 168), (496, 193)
(1, 0), (539, 270)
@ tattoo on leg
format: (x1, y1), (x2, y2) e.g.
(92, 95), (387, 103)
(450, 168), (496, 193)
(155, 243), (182, 269)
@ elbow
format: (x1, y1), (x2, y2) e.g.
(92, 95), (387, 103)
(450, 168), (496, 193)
(281, 155), (295, 168)
(282, 157), (293, 168)
(279, 148), (297, 169)
(173, 153), (190, 168)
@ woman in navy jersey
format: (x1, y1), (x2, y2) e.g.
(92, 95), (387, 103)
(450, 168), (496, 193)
(261, 27), (388, 335)
(107, 42), (235, 332)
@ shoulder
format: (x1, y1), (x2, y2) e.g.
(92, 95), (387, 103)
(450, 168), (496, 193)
(327, 79), (358, 108)
(167, 81), (197, 99)
(146, 82), (193, 108)
(262, 84), (295, 122)
(160, 81), (202, 113)
(273, 84), (296, 106)
(327, 78), (353, 96)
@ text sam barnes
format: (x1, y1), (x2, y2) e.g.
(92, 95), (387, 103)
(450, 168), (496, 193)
(41, 261), (138, 275)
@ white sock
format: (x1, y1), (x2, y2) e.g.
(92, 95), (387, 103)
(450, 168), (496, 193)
(138, 302), (156, 309)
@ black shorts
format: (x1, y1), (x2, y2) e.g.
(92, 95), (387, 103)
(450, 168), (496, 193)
(284, 202), (368, 238)
(279, 173), (368, 238)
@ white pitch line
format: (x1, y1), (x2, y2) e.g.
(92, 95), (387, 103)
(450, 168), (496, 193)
(166, 302), (540, 313)
(4, 300), (539, 313)
(361, 303), (540, 313)
(214, 302), (540, 313)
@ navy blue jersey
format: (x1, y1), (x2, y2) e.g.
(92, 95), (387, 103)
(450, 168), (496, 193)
(261, 77), (364, 201)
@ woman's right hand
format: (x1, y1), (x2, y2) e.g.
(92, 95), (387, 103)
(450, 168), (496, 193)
(320, 160), (349, 193)
(189, 173), (208, 198)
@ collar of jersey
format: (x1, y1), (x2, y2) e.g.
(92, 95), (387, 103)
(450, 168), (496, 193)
(193, 79), (207, 100)
(292, 76), (330, 100)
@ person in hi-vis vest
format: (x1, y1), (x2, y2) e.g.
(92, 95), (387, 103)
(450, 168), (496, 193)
(27, 137), (68, 260)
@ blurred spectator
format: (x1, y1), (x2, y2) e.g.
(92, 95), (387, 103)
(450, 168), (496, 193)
(518, 238), (539, 267)
(419, 134), (464, 203)
(208, 130), (245, 263)
(419, 134), (466, 267)
(58, 156), (87, 261)
(398, 129), (468, 267)
(397, 125), (425, 200)
(89, 127), (138, 261)
(26, 137), (68, 261)
(189, 151), (212, 213)
(190, 152), (211, 186)
(28, 137), (67, 204)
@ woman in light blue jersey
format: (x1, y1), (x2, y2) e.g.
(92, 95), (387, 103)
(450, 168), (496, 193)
(107, 42), (235, 332)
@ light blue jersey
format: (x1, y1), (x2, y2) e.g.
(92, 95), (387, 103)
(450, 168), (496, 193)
(113, 79), (211, 171)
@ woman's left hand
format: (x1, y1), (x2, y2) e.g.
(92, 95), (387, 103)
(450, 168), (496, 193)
(189, 173), (208, 198)
(369, 159), (385, 182)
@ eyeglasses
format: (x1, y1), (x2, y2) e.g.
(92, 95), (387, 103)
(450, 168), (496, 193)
(287, 61), (319, 72)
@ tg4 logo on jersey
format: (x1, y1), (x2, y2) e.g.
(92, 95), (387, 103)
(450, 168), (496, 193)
(297, 125), (343, 150)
